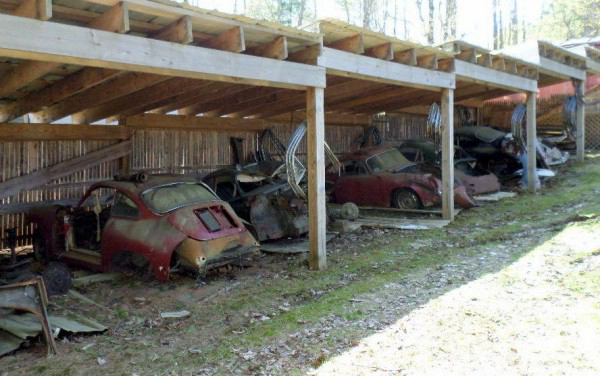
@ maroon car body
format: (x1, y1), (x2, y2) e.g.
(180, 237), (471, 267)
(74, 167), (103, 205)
(27, 176), (259, 281)
(327, 147), (476, 209)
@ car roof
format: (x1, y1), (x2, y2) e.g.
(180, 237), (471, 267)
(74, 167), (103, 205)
(338, 146), (397, 162)
(89, 175), (204, 196)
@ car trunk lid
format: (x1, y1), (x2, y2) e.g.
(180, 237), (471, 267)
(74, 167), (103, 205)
(167, 203), (244, 241)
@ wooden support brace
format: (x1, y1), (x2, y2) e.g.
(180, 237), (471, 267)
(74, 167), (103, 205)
(505, 61), (518, 74)
(306, 87), (327, 270)
(288, 44), (322, 64)
(0, 140), (132, 199)
(516, 65), (528, 77)
(363, 43), (393, 60)
(417, 54), (438, 70)
(151, 16), (193, 44)
(326, 34), (364, 54)
(246, 36), (288, 60)
(526, 92), (537, 192)
(393, 48), (417, 66)
(441, 88), (454, 220)
(13, 0), (52, 20)
(87, 1), (130, 34)
(199, 26), (245, 53)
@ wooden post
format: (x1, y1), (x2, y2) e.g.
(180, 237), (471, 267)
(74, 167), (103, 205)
(306, 87), (326, 270)
(576, 79), (586, 162)
(118, 118), (131, 175)
(526, 91), (537, 193)
(441, 88), (454, 220)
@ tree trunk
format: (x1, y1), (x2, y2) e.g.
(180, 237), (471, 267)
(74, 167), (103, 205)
(297, 0), (307, 26)
(511, 0), (518, 45)
(493, 0), (499, 49)
(428, 0), (435, 44)
(499, 5), (505, 48)
(447, 0), (457, 39)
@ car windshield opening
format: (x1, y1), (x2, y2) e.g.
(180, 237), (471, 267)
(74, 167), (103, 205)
(367, 149), (415, 173)
(141, 183), (218, 213)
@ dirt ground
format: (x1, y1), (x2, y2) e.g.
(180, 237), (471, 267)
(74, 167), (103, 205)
(1, 155), (599, 376)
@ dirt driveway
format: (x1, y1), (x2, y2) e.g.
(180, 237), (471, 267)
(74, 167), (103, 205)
(1, 155), (599, 376)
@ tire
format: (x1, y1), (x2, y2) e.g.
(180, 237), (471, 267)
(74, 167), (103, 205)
(392, 189), (422, 210)
(42, 262), (72, 296)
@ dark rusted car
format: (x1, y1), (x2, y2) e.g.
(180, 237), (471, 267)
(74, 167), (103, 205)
(27, 175), (259, 281)
(398, 140), (501, 195)
(202, 164), (308, 241)
(326, 146), (476, 209)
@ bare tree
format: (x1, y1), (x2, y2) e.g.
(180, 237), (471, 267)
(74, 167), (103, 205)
(428, 0), (435, 44)
(338, 0), (352, 23)
(297, 0), (307, 26)
(510, 0), (518, 45)
(393, 0), (398, 36)
(447, 0), (457, 40)
(493, 0), (499, 49)
(363, 0), (376, 29)
(499, 1), (505, 48)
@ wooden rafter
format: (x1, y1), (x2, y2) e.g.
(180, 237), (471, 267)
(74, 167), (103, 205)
(198, 26), (245, 53)
(326, 34), (364, 54)
(0, 124), (133, 141)
(364, 43), (393, 60)
(246, 36), (288, 60)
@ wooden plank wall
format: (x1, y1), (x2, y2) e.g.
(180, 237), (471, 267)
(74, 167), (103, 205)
(0, 140), (119, 248)
(0, 114), (428, 249)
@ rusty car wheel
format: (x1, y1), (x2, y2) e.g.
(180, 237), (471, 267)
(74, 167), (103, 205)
(393, 189), (422, 210)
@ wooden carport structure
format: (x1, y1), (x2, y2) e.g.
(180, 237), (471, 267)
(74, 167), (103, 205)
(501, 40), (589, 162)
(0, 0), (331, 270)
(438, 41), (540, 192)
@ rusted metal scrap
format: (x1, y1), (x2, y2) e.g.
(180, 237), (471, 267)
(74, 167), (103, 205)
(0, 277), (56, 356)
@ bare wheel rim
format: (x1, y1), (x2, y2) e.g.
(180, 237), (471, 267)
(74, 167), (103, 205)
(396, 190), (420, 210)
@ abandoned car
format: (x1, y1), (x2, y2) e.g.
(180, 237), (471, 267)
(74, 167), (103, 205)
(202, 164), (309, 242)
(326, 146), (477, 210)
(398, 140), (501, 195)
(27, 174), (259, 281)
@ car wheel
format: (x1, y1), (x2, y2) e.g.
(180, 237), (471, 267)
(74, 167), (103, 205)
(42, 262), (72, 296)
(393, 189), (422, 210)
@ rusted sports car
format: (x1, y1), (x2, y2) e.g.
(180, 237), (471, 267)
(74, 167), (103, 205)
(326, 146), (476, 209)
(398, 140), (501, 195)
(27, 174), (259, 281)
(202, 163), (309, 241)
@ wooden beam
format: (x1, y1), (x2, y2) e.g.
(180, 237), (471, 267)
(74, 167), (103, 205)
(437, 58), (455, 72)
(0, 140), (132, 199)
(393, 48), (417, 66)
(0, 124), (133, 141)
(0, 61), (60, 98)
(123, 113), (268, 131)
(492, 57), (506, 71)
(477, 53), (492, 68)
(32, 72), (169, 123)
(147, 82), (233, 114)
(0, 2), (129, 100)
(526, 92), (538, 192)
(417, 54), (438, 70)
(364, 43), (393, 60)
(177, 84), (254, 115)
(151, 15), (193, 44)
(246, 36), (288, 60)
(576, 79), (585, 162)
(87, 1), (129, 34)
(319, 47), (454, 90)
(198, 27), (245, 53)
(0, 14), (325, 89)
(268, 112), (371, 126)
(306, 87), (326, 270)
(288, 44), (322, 64)
(326, 34), (364, 54)
(441, 88), (454, 220)
(456, 48), (476, 63)
(73, 78), (209, 123)
(538, 57), (586, 81)
(0, 68), (120, 122)
(454, 60), (537, 92)
(13, 0), (52, 20)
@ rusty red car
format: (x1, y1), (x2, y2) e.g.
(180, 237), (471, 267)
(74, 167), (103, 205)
(327, 146), (476, 209)
(27, 174), (259, 281)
